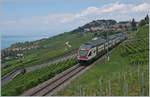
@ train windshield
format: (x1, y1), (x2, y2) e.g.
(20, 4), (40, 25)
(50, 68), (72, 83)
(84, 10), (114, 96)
(79, 50), (88, 56)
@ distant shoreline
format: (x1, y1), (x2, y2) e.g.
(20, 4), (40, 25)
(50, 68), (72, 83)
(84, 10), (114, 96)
(1, 35), (50, 49)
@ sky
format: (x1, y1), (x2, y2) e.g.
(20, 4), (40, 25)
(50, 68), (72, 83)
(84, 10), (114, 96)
(0, 0), (150, 37)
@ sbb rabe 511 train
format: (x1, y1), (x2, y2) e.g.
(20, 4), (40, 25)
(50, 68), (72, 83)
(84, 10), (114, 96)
(77, 32), (127, 64)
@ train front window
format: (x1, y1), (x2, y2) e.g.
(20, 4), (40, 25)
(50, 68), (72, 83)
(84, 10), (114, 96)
(79, 50), (88, 56)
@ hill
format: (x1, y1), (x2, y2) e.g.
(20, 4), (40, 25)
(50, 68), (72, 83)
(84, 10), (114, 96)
(56, 24), (149, 96)
(71, 19), (131, 33)
(1, 19), (131, 77)
(1, 24), (149, 96)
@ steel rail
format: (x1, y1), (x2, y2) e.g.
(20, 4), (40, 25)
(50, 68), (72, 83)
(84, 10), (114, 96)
(22, 64), (86, 96)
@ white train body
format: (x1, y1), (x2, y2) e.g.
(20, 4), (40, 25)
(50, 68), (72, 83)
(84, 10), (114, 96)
(77, 32), (127, 64)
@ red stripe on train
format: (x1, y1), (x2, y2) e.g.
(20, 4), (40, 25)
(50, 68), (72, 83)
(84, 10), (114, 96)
(79, 56), (88, 60)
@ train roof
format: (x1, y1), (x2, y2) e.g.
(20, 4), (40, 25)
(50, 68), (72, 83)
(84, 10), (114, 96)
(115, 32), (124, 36)
(79, 32), (125, 49)
(108, 34), (117, 40)
(109, 32), (126, 39)
(80, 37), (106, 49)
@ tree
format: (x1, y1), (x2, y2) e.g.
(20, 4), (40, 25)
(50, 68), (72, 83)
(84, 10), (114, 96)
(131, 18), (137, 30)
(139, 19), (146, 27)
(139, 15), (149, 27)
(144, 14), (149, 24)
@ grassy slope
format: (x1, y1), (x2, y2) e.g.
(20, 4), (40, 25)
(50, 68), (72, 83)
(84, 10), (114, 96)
(57, 24), (149, 96)
(1, 58), (78, 96)
(2, 32), (93, 76)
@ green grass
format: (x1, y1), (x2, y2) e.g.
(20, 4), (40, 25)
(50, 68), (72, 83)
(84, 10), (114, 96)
(1, 58), (78, 96)
(2, 24), (149, 96)
(2, 32), (94, 77)
(56, 24), (149, 96)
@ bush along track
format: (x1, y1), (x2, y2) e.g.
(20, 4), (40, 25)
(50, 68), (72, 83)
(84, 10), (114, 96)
(56, 25), (149, 96)
(1, 58), (78, 96)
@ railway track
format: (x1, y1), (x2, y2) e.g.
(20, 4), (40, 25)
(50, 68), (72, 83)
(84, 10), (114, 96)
(22, 64), (87, 96)
(23, 53), (108, 96)
(22, 41), (121, 96)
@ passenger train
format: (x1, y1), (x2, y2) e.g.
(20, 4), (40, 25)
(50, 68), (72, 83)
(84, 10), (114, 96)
(77, 32), (127, 64)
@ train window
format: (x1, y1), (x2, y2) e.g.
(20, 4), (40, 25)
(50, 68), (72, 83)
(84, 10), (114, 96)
(79, 50), (88, 56)
(93, 50), (96, 53)
(88, 51), (92, 56)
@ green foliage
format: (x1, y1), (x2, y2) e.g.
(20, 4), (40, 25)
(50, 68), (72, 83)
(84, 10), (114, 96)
(1, 58), (78, 96)
(131, 18), (137, 31)
(56, 25), (149, 96)
(139, 15), (149, 27)
(144, 14), (149, 24)
(2, 32), (93, 77)
(139, 19), (146, 27)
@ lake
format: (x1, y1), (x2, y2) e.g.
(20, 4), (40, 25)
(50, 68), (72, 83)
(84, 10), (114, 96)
(1, 35), (49, 49)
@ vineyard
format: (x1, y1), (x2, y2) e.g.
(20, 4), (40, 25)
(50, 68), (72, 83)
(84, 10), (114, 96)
(1, 58), (78, 96)
(120, 24), (148, 67)
(56, 24), (149, 96)
(120, 39), (148, 65)
(2, 32), (93, 77)
(57, 67), (148, 96)
(1, 24), (149, 96)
